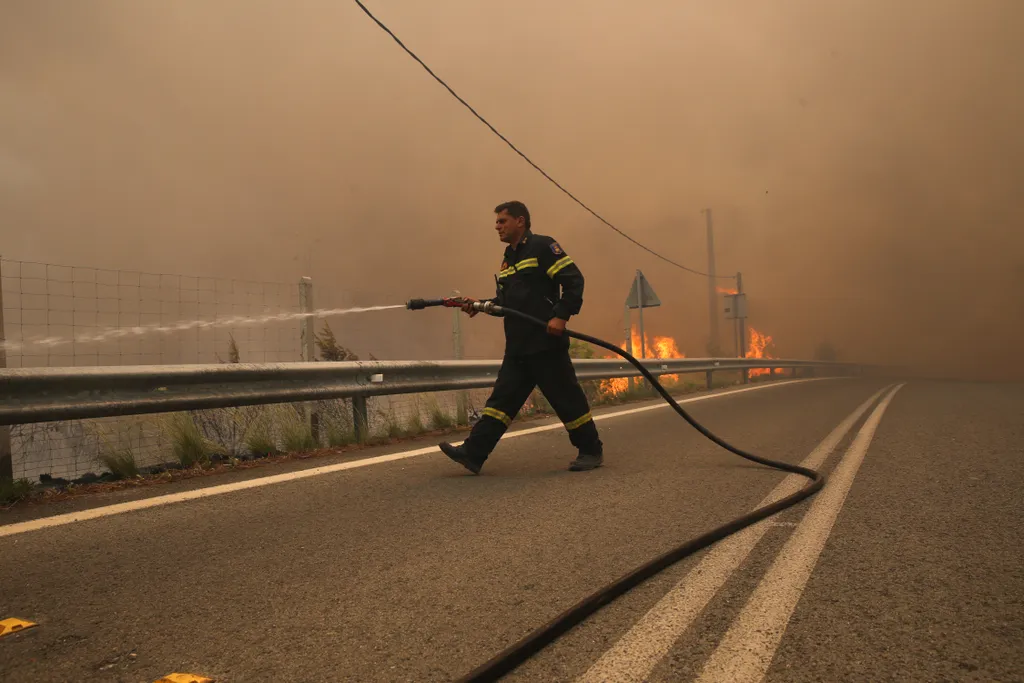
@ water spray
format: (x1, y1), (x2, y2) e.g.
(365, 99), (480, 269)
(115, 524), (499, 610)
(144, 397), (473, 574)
(2, 304), (407, 355)
(406, 295), (829, 682)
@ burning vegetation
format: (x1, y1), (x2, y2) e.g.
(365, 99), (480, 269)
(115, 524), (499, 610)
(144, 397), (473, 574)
(595, 323), (781, 397)
(598, 327), (686, 399)
(745, 327), (777, 377)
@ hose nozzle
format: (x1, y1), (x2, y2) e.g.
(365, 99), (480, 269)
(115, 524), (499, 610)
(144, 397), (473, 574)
(406, 297), (504, 316)
(406, 297), (472, 310)
(406, 298), (445, 310)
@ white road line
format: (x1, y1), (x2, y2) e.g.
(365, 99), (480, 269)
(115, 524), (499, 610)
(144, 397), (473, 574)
(696, 383), (905, 683)
(0, 377), (833, 539)
(576, 384), (892, 683)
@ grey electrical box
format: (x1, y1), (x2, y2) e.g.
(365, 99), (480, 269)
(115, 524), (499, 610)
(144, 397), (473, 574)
(724, 293), (747, 320)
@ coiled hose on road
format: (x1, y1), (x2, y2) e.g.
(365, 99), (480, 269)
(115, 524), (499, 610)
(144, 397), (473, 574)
(439, 302), (827, 682)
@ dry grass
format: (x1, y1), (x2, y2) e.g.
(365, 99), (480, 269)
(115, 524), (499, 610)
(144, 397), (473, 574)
(426, 397), (456, 430)
(98, 449), (139, 479)
(163, 412), (218, 467)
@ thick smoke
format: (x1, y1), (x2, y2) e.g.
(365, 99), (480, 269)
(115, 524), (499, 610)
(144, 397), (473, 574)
(2, 0), (1021, 379)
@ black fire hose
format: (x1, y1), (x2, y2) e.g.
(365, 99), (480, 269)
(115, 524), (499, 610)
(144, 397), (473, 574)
(407, 298), (826, 682)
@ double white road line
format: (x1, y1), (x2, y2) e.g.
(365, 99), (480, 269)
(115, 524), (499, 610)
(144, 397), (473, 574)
(579, 383), (904, 683)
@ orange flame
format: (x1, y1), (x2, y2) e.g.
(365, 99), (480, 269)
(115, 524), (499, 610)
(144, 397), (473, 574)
(746, 326), (776, 377)
(716, 286), (739, 295)
(600, 327), (685, 397)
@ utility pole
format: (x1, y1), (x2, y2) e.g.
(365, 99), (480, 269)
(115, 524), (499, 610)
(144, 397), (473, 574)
(0, 258), (11, 482)
(704, 209), (720, 356)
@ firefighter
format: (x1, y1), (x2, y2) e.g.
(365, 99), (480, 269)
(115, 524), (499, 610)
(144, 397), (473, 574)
(439, 200), (604, 474)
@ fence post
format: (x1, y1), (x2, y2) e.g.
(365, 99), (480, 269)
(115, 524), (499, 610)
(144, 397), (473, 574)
(0, 258), (11, 482)
(299, 277), (319, 442)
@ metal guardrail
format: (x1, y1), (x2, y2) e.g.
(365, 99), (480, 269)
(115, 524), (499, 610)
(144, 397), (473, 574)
(0, 358), (859, 427)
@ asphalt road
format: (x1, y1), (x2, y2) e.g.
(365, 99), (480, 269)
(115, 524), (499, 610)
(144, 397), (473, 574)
(1, 378), (1021, 683)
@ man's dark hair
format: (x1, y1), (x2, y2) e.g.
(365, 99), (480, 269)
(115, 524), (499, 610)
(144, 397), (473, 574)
(495, 200), (530, 230)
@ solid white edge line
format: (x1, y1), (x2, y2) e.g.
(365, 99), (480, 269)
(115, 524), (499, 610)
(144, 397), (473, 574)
(0, 377), (839, 538)
(576, 384), (892, 683)
(695, 383), (905, 683)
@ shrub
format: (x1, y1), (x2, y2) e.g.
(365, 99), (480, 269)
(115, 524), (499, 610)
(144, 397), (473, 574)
(381, 409), (406, 440)
(193, 406), (262, 457)
(215, 333), (242, 364)
(317, 399), (356, 447)
(277, 406), (316, 453)
(245, 409), (280, 456)
(425, 396), (455, 430)
(163, 413), (217, 467)
(326, 420), (356, 447)
(0, 478), (33, 505)
(406, 412), (424, 436)
(316, 322), (359, 361)
(530, 390), (553, 414)
(99, 449), (139, 479)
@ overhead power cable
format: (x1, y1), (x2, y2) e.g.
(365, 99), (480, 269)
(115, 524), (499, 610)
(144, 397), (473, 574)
(353, 0), (735, 280)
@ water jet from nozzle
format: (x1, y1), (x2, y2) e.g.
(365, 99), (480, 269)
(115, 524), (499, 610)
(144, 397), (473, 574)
(0, 304), (408, 355)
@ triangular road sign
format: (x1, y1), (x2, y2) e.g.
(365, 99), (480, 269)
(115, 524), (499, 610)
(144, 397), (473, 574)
(625, 270), (661, 309)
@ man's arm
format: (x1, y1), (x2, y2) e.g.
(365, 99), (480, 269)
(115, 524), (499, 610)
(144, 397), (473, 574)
(461, 276), (503, 317)
(540, 238), (584, 321)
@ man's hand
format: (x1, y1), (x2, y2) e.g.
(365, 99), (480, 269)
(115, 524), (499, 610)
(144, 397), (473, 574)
(461, 298), (479, 318)
(547, 317), (567, 336)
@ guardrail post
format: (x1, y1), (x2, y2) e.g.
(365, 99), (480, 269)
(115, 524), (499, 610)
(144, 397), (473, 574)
(0, 258), (11, 482)
(352, 396), (369, 443)
(299, 277), (319, 442)
(705, 369), (713, 391)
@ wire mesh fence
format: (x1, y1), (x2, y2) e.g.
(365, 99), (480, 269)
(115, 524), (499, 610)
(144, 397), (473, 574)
(0, 259), (301, 368)
(0, 258), (497, 481)
(8, 390), (494, 482)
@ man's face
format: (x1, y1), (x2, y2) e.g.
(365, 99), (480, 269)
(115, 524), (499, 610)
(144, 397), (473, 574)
(495, 210), (526, 244)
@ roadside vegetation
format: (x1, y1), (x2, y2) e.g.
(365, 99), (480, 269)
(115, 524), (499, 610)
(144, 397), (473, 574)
(3, 326), (781, 507)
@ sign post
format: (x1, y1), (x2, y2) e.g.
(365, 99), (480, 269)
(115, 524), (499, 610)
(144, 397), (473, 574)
(625, 270), (661, 390)
(625, 269), (662, 357)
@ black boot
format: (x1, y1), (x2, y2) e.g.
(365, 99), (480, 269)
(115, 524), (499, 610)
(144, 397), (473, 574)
(569, 450), (603, 471)
(439, 442), (484, 475)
